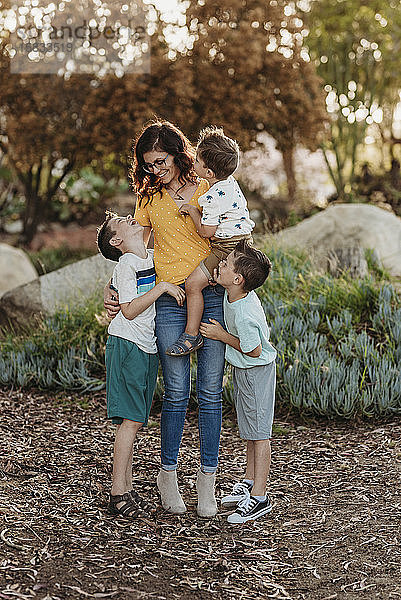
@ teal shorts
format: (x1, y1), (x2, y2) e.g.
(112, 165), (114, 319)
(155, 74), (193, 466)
(105, 335), (159, 425)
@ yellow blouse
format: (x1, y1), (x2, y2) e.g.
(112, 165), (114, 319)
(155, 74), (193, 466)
(134, 179), (211, 284)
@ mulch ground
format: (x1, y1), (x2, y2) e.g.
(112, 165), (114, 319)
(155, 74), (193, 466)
(1, 389), (400, 600)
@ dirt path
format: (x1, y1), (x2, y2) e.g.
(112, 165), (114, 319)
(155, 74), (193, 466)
(1, 390), (400, 600)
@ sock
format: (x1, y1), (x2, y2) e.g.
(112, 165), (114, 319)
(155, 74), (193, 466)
(243, 478), (254, 486)
(252, 495), (266, 502)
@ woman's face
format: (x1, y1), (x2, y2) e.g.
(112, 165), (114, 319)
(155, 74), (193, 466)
(142, 150), (180, 186)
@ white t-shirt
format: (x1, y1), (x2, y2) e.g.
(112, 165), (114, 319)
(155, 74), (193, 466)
(198, 175), (255, 239)
(107, 250), (157, 354)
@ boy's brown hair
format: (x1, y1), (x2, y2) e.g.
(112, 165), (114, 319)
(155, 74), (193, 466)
(197, 126), (240, 179)
(233, 240), (272, 292)
(96, 211), (122, 262)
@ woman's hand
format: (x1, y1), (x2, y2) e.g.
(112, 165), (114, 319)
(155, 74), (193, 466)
(161, 282), (186, 306)
(104, 282), (120, 319)
(199, 318), (225, 341)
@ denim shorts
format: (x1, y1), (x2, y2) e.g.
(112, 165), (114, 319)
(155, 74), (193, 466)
(105, 335), (159, 425)
(232, 361), (276, 440)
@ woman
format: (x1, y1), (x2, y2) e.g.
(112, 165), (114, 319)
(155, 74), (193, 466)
(104, 120), (225, 517)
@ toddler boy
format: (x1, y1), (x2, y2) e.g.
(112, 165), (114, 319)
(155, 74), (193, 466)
(199, 240), (276, 524)
(166, 126), (254, 356)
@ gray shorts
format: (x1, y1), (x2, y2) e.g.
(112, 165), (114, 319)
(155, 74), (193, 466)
(232, 361), (276, 440)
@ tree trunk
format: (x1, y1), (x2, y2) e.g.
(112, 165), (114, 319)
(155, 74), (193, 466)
(21, 190), (44, 245)
(281, 145), (296, 203)
(19, 160), (75, 246)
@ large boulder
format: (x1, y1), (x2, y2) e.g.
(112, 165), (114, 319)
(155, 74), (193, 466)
(0, 243), (38, 296)
(274, 204), (401, 277)
(0, 253), (115, 328)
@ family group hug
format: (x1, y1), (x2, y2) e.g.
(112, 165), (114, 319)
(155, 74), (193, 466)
(98, 120), (277, 525)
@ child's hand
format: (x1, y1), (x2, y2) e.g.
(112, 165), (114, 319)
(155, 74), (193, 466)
(179, 204), (192, 216)
(200, 318), (225, 341)
(162, 282), (186, 306)
(104, 284), (120, 319)
(208, 268), (218, 286)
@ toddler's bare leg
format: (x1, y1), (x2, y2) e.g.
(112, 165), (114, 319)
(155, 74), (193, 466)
(184, 266), (210, 339)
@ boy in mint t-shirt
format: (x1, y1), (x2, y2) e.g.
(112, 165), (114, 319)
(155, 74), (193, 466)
(200, 240), (276, 524)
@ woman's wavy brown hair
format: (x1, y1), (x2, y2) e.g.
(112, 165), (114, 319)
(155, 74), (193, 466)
(128, 120), (197, 207)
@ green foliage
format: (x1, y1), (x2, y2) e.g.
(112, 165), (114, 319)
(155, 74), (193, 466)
(28, 245), (96, 275)
(303, 0), (401, 196)
(257, 247), (401, 418)
(54, 166), (128, 223)
(0, 297), (107, 391)
(0, 246), (400, 419)
(0, 164), (24, 224)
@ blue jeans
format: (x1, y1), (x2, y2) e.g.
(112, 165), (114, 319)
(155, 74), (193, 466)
(155, 284), (225, 473)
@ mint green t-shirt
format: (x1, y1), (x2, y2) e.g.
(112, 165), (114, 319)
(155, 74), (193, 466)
(223, 290), (277, 369)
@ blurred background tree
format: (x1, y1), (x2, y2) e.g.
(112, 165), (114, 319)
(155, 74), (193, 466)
(0, 0), (327, 243)
(1, 0), (401, 246)
(182, 0), (327, 202)
(302, 0), (401, 200)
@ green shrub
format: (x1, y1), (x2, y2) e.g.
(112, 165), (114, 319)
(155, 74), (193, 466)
(255, 247), (401, 418)
(0, 297), (107, 391)
(54, 166), (128, 223)
(1, 246), (400, 418)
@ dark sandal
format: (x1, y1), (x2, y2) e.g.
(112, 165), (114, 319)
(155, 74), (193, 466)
(165, 332), (203, 356)
(129, 490), (151, 512)
(109, 492), (144, 518)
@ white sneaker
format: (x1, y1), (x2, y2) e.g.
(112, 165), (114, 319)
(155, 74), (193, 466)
(227, 492), (273, 524)
(221, 481), (253, 508)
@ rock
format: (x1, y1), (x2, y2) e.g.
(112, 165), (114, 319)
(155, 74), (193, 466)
(0, 253), (115, 329)
(0, 279), (43, 327)
(327, 246), (368, 279)
(274, 204), (401, 278)
(0, 243), (38, 296)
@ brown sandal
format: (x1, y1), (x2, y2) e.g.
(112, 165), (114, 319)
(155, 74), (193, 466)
(109, 492), (144, 518)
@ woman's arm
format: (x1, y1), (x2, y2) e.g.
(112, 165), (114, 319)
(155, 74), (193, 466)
(199, 319), (262, 357)
(179, 205), (217, 238)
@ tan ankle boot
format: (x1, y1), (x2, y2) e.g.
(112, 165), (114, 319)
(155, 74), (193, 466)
(157, 469), (186, 514)
(196, 469), (218, 517)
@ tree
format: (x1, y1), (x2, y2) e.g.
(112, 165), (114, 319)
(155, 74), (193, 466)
(181, 0), (327, 201)
(302, 0), (401, 199)
(0, 0), (327, 243)
(0, 7), (185, 244)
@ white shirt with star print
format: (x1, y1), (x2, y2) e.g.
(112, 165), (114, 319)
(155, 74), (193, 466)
(198, 175), (255, 239)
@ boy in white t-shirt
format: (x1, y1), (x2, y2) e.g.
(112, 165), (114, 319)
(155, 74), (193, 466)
(166, 127), (255, 357)
(97, 211), (185, 519)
